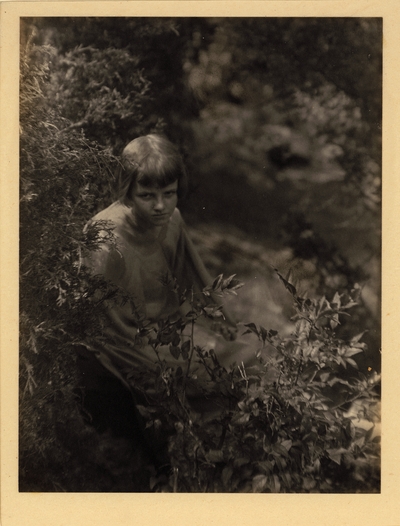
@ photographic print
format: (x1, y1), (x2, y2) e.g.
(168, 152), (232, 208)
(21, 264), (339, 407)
(19, 15), (381, 494)
(4, 2), (400, 525)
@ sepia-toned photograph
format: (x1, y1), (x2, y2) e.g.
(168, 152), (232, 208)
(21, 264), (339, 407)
(19, 16), (381, 494)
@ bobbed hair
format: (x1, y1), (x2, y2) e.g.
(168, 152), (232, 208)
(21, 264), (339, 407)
(117, 134), (188, 204)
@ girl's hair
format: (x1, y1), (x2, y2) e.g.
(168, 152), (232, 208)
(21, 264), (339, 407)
(117, 134), (188, 203)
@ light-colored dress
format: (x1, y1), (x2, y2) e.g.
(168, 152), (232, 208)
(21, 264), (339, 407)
(82, 202), (246, 395)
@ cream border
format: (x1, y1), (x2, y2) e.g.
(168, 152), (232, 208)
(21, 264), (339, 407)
(1, 2), (398, 525)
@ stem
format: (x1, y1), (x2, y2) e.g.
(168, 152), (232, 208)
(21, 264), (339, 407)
(182, 288), (196, 402)
(294, 349), (303, 386)
(174, 389), (192, 422)
(329, 392), (367, 412)
(238, 361), (249, 396)
(195, 352), (216, 380)
(193, 445), (199, 480)
(181, 320), (196, 403)
(151, 342), (162, 365)
(217, 425), (227, 450)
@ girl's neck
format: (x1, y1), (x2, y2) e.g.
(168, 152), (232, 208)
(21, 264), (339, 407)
(124, 206), (166, 242)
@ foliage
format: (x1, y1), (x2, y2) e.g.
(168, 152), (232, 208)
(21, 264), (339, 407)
(24, 17), (200, 151)
(19, 40), (152, 491)
(46, 45), (154, 148)
(20, 40), (123, 346)
(119, 272), (380, 493)
(186, 18), (381, 145)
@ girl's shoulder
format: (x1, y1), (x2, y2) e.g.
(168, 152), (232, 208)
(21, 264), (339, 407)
(170, 207), (183, 225)
(90, 201), (127, 224)
(166, 208), (185, 238)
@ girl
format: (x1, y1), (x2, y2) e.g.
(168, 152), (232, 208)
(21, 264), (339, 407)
(78, 134), (241, 476)
(81, 134), (236, 389)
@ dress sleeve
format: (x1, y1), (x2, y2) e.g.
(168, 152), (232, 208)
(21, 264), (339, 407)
(171, 212), (211, 294)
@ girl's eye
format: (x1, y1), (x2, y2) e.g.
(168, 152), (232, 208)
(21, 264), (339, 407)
(164, 191), (177, 197)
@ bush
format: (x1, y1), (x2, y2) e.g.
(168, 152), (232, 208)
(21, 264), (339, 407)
(121, 273), (380, 493)
(19, 40), (150, 492)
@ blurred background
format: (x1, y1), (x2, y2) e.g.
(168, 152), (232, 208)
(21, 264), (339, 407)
(20, 17), (381, 372)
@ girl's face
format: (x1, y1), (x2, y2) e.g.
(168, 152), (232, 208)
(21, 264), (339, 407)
(130, 180), (178, 228)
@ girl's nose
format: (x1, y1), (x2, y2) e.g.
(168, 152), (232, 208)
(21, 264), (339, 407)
(154, 196), (165, 211)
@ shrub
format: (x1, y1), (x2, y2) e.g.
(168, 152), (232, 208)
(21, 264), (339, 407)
(19, 41), (150, 492)
(122, 273), (381, 493)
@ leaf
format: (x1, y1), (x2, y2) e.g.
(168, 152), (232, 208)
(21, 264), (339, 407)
(320, 481), (333, 491)
(330, 315), (339, 330)
(320, 308), (336, 318)
(252, 474), (268, 492)
(331, 291), (341, 309)
(280, 439), (293, 451)
(353, 437), (365, 448)
(237, 400), (248, 412)
(224, 277), (244, 294)
(185, 310), (198, 320)
(212, 274), (224, 290)
(302, 364), (319, 382)
(181, 350), (189, 360)
(364, 425), (375, 443)
(222, 466), (234, 487)
(172, 332), (181, 346)
(345, 348), (364, 357)
(234, 457), (250, 468)
(259, 326), (269, 344)
(319, 371), (331, 383)
(337, 356), (347, 368)
(273, 443), (290, 458)
(221, 274), (236, 288)
(275, 269), (297, 297)
(270, 474), (281, 493)
(351, 331), (366, 344)
(258, 460), (274, 474)
(327, 377), (351, 388)
(345, 357), (358, 368)
(327, 448), (347, 465)
(206, 449), (224, 463)
(181, 340), (191, 356)
(169, 345), (180, 360)
(273, 454), (286, 472)
(281, 471), (292, 489)
(203, 305), (224, 318)
(243, 323), (259, 337)
(231, 412), (251, 425)
(136, 404), (158, 419)
(303, 477), (316, 491)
